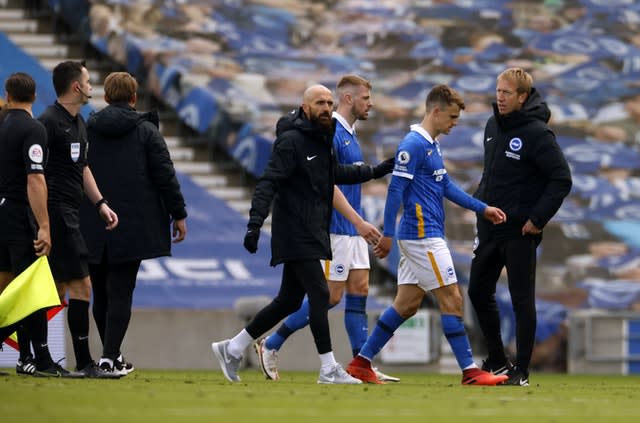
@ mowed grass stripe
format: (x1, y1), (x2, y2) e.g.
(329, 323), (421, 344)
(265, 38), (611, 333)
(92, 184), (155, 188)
(1, 370), (639, 422)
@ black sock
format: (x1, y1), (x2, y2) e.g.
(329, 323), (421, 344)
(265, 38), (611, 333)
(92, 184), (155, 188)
(24, 309), (54, 370)
(17, 324), (32, 361)
(68, 299), (92, 369)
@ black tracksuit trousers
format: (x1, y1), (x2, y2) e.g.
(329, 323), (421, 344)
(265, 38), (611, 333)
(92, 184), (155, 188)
(468, 234), (541, 372)
(89, 253), (141, 361)
(246, 260), (331, 354)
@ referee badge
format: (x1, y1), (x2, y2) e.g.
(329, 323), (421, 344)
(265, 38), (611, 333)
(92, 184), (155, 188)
(70, 142), (80, 162)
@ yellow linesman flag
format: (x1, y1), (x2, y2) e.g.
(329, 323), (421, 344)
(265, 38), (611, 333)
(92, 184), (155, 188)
(0, 256), (60, 328)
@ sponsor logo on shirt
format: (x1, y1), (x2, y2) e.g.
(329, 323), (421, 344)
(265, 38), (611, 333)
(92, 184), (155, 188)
(28, 144), (43, 163)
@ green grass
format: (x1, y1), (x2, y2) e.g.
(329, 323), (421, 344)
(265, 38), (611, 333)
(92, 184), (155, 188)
(1, 369), (639, 422)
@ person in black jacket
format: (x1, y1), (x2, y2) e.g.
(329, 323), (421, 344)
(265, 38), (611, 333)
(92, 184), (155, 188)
(468, 68), (572, 386)
(39, 61), (119, 379)
(212, 84), (393, 384)
(81, 71), (187, 375)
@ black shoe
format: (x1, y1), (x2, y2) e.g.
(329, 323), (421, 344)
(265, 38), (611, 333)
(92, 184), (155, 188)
(16, 355), (37, 375)
(481, 358), (513, 376)
(502, 366), (529, 386)
(77, 362), (121, 379)
(34, 361), (85, 378)
(114, 355), (134, 375)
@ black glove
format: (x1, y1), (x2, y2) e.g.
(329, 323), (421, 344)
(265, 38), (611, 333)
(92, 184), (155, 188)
(243, 228), (260, 253)
(372, 157), (395, 179)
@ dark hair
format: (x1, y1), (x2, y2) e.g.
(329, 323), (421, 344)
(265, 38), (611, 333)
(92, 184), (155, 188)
(52, 60), (86, 96)
(5, 72), (36, 103)
(425, 84), (465, 112)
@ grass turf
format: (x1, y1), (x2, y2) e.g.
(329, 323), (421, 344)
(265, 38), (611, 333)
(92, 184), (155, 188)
(1, 369), (639, 422)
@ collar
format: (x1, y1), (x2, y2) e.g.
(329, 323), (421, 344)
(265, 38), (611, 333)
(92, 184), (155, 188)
(54, 100), (78, 122)
(332, 111), (355, 135)
(410, 124), (435, 144)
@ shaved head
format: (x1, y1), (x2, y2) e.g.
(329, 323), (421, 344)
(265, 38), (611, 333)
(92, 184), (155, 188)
(302, 84), (334, 128)
(303, 84), (332, 105)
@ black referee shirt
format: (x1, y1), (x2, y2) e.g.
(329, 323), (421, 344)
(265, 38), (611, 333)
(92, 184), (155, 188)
(38, 101), (89, 209)
(0, 109), (47, 240)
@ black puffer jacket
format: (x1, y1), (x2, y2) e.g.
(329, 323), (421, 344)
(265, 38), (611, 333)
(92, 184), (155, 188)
(474, 88), (572, 241)
(81, 103), (187, 263)
(249, 107), (376, 266)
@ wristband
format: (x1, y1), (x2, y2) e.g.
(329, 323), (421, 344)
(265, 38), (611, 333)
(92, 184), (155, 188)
(95, 198), (108, 209)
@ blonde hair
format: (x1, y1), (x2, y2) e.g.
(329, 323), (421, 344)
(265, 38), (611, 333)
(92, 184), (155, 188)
(497, 68), (533, 95)
(104, 72), (138, 104)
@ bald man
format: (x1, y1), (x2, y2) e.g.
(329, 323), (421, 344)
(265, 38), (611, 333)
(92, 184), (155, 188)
(211, 84), (393, 384)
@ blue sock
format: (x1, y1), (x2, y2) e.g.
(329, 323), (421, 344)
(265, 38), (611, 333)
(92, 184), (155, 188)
(265, 298), (337, 351)
(344, 294), (368, 356)
(441, 314), (474, 370)
(359, 306), (405, 361)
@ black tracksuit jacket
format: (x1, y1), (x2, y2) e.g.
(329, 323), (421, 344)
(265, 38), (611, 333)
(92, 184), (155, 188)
(474, 88), (572, 241)
(248, 107), (376, 266)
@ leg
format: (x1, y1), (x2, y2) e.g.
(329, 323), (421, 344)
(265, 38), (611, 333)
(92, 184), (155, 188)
(504, 235), (539, 374)
(65, 276), (93, 369)
(90, 259), (109, 345)
(432, 284), (475, 370)
(214, 263), (307, 382)
(346, 284), (420, 383)
(343, 269), (368, 357)
(468, 238), (508, 365)
(101, 260), (140, 362)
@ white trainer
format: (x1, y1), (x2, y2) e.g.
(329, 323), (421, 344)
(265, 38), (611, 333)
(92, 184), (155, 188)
(212, 340), (242, 382)
(373, 367), (400, 382)
(317, 363), (363, 384)
(254, 338), (279, 380)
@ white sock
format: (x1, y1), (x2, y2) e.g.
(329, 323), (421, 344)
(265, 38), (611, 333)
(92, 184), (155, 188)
(463, 363), (478, 370)
(227, 329), (253, 358)
(319, 351), (337, 371)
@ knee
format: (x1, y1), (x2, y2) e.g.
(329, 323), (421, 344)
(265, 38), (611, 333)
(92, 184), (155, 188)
(328, 290), (343, 306)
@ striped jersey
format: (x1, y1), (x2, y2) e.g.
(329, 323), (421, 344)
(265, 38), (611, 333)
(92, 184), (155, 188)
(383, 124), (486, 239)
(330, 111), (364, 236)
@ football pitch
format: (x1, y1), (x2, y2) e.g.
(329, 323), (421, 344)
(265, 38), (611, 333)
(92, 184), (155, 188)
(1, 369), (638, 422)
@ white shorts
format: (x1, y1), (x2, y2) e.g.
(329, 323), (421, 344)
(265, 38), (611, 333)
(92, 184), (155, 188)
(320, 234), (370, 282)
(396, 238), (458, 291)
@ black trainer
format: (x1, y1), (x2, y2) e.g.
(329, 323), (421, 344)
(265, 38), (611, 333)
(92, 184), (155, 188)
(34, 361), (85, 378)
(77, 362), (122, 379)
(502, 366), (529, 386)
(481, 358), (513, 376)
(16, 355), (37, 375)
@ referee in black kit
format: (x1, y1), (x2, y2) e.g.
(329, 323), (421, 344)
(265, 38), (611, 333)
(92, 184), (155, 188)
(0, 72), (61, 376)
(37, 61), (120, 378)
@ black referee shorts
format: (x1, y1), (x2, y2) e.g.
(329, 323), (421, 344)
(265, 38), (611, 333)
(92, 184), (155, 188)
(48, 206), (89, 282)
(0, 240), (37, 275)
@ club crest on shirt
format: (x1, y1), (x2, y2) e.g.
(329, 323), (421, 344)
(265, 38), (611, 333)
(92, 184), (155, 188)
(509, 137), (522, 151)
(70, 142), (80, 162)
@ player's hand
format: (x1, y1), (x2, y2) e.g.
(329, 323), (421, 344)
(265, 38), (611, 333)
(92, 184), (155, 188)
(374, 236), (392, 258)
(522, 219), (541, 236)
(173, 218), (187, 243)
(483, 206), (506, 225)
(355, 221), (381, 246)
(98, 204), (119, 230)
(34, 227), (51, 256)
(244, 228), (260, 253)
